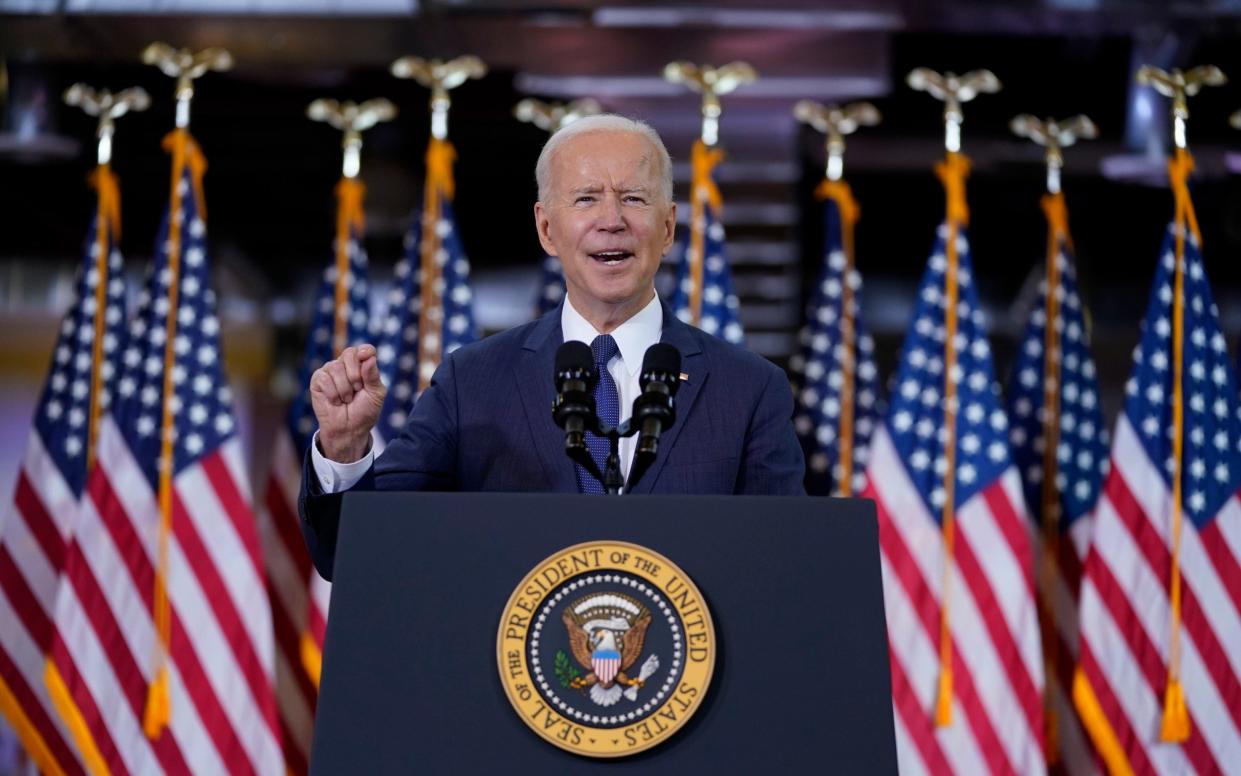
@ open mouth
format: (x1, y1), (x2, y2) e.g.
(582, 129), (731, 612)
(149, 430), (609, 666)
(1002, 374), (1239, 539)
(590, 250), (634, 266)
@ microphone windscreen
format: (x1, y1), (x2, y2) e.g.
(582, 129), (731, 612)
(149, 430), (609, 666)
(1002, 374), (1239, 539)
(640, 343), (682, 390)
(555, 341), (594, 378)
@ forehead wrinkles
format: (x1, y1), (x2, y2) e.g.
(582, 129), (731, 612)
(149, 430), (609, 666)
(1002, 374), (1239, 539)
(554, 139), (659, 194)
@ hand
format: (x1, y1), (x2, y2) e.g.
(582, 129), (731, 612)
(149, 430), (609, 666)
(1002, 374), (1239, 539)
(310, 344), (386, 462)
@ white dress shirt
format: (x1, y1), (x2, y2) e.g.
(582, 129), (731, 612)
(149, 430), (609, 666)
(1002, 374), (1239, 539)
(311, 291), (664, 493)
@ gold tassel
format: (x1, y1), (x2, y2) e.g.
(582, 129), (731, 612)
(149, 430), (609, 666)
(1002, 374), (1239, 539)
(142, 667), (171, 739)
(935, 667), (954, 726)
(1159, 678), (1191, 742)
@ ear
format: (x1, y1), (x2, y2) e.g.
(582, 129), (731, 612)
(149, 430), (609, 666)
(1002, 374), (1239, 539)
(534, 201), (558, 256)
(660, 200), (677, 255)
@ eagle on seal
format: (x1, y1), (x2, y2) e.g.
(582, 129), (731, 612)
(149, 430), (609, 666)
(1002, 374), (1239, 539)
(562, 593), (659, 707)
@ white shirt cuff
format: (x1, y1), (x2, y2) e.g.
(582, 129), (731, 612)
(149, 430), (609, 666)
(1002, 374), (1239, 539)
(310, 430), (374, 494)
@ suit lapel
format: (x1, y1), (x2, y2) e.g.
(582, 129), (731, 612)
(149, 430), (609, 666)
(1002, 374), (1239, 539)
(627, 305), (706, 494)
(514, 307), (580, 492)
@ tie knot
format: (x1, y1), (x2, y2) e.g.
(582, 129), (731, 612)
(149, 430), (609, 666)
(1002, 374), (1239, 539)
(591, 334), (619, 367)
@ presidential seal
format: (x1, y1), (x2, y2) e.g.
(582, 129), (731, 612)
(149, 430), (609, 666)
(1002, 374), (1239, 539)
(496, 541), (715, 758)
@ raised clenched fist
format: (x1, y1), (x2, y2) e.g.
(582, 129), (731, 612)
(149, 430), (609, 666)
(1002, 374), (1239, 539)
(310, 344), (386, 462)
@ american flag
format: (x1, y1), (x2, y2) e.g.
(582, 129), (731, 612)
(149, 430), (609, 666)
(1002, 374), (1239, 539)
(535, 254), (566, 317)
(670, 140), (744, 345)
(1073, 205), (1241, 773)
(791, 181), (880, 497)
(0, 165), (127, 776)
(257, 178), (370, 774)
(1005, 193), (1108, 774)
(45, 130), (282, 775)
(862, 209), (1046, 771)
(0, 721), (31, 773)
(374, 138), (477, 443)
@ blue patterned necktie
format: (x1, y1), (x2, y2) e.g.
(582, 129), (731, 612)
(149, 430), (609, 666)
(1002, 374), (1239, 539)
(576, 334), (619, 494)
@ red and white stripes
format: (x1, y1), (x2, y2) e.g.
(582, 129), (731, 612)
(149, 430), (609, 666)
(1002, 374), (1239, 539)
(256, 428), (320, 775)
(865, 427), (1046, 775)
(47, 417), (282, 775)
(1075, 417), (1241, 774)
(0, 433), (87, 776)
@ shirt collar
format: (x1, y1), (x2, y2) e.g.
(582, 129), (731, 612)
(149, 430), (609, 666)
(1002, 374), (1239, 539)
(561, 291), (663, 377)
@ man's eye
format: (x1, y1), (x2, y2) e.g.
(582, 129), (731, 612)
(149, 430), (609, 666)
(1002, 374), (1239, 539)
(575, 196), (595, 204)
(623, 196), (646, 204)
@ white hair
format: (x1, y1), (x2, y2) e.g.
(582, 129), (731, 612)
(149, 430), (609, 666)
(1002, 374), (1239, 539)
(535, 114), (673, 203)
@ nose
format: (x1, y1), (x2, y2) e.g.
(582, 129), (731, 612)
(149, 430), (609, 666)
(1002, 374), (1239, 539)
(596, 193), (626, 232)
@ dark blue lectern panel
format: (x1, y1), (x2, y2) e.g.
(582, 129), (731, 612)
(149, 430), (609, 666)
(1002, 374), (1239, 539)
(311, 493), (896, 774)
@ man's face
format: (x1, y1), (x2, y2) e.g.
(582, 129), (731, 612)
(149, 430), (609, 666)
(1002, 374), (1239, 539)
(535, 130), (676, 319)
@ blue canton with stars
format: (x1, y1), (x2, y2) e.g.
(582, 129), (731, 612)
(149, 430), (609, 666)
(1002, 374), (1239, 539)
(288, 223), (371, 456)
(374, 199), (477, 440)
(535, 254), (565, 317)
(113, 169), (239, 487)
(1006, 241), (1109, 528)
(1121, 224), (1241, 529)
(791, 195), (882, 496)
(670, 198), (744, 345)
(34, 200), (129, 497)
(884, 226), (1013, 517)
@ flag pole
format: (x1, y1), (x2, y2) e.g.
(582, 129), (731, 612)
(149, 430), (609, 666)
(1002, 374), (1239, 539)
(1133, 63), (1226, 744)
(139, 42), (231, 740)
(1010, 111), (1097, 762)
(908, 67), (1001, 727)
(663, 61), (756, 327)
(62, 85), (150, 472)
(390, 55), (486, 393)
(794, 99), (880, 497)
(306, 98), (396, 357)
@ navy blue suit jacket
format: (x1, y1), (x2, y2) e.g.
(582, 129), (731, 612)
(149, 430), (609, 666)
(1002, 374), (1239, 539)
(299, 301), (805, 579)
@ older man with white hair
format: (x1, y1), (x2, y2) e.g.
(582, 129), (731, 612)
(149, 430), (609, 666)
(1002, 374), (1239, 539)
(300, 114), (804, 579)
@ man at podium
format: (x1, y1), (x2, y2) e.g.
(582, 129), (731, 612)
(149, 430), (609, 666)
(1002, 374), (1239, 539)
(299, 115), (805, 579)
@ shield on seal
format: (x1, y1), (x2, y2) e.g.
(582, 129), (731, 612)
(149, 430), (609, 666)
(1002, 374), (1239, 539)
(592, 649), (621, 685)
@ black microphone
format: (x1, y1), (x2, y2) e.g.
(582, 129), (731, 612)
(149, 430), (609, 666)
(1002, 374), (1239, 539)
(552, 341), (598, 455)
(632, 343), (681, 459)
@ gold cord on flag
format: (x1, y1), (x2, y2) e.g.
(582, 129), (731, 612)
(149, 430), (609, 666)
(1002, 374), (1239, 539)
(417, 137), (456, 392)
(86, 165), (121, 473)
(688, 140), (724, 327)
(815, 179), (860, 496)
(144, 128), (208, 740)
(1160, 148), (1200, 743)
(1037, 190), (1071, 762)
(933, 151), (971, 726)
(332, 178), (367, 355)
